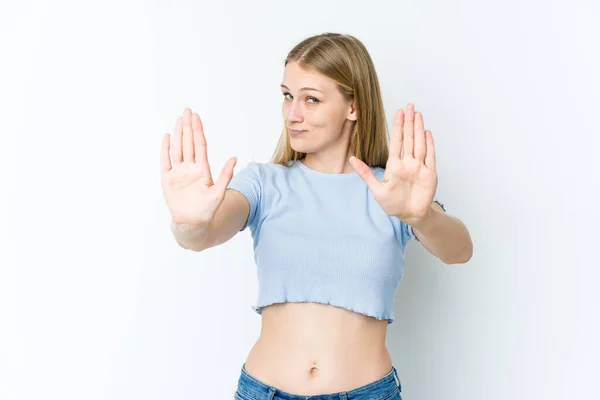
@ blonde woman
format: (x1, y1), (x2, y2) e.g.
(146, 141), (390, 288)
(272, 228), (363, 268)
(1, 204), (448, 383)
(161, 33), (473, 400)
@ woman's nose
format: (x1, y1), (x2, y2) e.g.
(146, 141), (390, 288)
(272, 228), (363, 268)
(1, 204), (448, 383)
(285, 100), (303, 122)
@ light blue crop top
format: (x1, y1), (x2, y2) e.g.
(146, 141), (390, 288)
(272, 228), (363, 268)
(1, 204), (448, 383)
(226, 159), (445, 324)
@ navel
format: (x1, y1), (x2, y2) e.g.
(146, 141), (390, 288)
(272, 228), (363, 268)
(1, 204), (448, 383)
(308, 361), (319, 377)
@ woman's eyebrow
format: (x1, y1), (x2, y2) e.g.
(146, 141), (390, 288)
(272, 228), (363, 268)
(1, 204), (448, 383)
(280, 84), (324, 93)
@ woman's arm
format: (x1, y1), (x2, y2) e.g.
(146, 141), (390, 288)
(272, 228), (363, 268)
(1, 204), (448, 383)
(410, 202), (473, 264)
(171, 189), (250, 252)
(171, 221), (210, 251)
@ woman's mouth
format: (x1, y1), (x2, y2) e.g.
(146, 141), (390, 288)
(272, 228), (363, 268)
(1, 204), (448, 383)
(289, 128), (307, 137)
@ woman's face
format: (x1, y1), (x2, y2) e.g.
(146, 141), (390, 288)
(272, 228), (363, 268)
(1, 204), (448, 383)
(281, 62), (356, 154)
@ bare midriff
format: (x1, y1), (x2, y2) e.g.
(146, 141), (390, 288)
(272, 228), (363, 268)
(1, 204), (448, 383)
(243, 302), (393, 396)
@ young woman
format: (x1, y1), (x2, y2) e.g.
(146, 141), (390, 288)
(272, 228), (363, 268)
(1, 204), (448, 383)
(161, 33), (472, 400)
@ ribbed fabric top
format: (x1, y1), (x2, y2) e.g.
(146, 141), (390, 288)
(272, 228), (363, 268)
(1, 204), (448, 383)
(226, 159), (444, 324)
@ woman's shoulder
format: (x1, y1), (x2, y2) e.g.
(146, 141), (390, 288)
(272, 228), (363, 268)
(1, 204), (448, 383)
(245, 160), (385, 179)
(249, 160), (297, 172)
(234, 160), (295, 182)
(371, 165), (385, 177)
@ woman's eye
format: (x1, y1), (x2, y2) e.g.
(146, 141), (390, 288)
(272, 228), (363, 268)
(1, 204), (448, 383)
(282, 93), (319, 104)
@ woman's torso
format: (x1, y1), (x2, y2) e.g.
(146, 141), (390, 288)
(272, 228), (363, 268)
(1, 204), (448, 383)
(243, 302), (392, 396)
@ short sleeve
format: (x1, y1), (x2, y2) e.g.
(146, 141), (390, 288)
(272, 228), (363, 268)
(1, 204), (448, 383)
(227, 162), (263, 232)
(406, 196), (446, 242)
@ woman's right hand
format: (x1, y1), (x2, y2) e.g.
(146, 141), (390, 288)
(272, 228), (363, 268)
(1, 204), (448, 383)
(160, 108), (237, 230)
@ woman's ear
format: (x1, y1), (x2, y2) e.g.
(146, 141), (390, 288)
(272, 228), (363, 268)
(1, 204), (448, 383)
(347, 100), (357, 121)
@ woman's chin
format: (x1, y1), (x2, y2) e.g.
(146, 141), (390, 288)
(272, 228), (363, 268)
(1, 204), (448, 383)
(290, 144), (312, 153)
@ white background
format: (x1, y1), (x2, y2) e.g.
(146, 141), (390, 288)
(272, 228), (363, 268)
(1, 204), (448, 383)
(3, 0), (599, 399)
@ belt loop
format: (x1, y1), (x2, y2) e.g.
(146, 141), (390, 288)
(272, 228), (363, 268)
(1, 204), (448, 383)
(393, 367), (402, 392)
(267, 387), (277, 400)
(339, 392), (347, 400)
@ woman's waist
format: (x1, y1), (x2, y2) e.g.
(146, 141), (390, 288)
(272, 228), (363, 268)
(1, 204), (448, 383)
(242, 302), (392, 395)
(248, 332), (390, 365)
(259, 302), (389, 336)
(259, 302), (388, 344)
(243, 342), (393, 396)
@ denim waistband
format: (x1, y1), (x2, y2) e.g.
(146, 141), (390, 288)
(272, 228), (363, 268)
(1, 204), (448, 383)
(236, 363), (402, 400)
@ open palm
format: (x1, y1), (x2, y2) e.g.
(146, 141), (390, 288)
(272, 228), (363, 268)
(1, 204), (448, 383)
(160, 108), (237, 228)
(350, 103), (438, 226)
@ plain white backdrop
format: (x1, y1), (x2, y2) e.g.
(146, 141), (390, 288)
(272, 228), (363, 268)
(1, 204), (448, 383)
(3, 0), (599, 399)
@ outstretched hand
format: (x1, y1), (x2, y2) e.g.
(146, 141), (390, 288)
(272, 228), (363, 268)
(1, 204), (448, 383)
(160, 108), (237, 228)
(350, 104), (438, 227)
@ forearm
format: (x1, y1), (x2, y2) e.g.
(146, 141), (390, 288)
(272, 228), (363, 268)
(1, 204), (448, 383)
(170, 220), (210, 252)
(410, 206), (473, 264)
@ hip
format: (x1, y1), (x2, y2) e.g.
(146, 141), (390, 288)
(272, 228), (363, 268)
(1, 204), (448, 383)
(235, 361), (402, 400)
(239, 302), (396, 397)
(242, 334), (395, 396)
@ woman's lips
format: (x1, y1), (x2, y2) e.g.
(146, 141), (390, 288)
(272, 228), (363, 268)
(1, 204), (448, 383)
(289, 128), (307, 136)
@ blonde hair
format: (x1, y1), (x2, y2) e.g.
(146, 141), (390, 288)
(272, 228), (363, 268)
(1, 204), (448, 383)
(270, 32), (389, 169)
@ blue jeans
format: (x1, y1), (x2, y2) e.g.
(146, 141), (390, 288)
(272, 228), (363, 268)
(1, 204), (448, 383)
(235, 363), (403, 400)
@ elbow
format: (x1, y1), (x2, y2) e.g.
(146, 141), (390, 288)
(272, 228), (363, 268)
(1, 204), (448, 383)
(185, 243), (208, 252)
(443, 242), (473, 265)
(175, 239), (205, 252)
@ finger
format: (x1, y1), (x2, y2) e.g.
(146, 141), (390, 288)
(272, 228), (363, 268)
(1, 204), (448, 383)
(424, 130), (436, 169)
(182, 108), (194, 162)
(414, 111), (426, 161)
(349, 156), (382, 195)
(192, 112), (213, 181)
(403, 104), (415, 159)
(389, 108), (404, 159)
(160, 133), (172, 174)
(214, 156), (238, 194)
(172, 116), (183, 164)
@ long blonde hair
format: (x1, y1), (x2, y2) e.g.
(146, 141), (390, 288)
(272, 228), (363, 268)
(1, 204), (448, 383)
(270, 32), (389, 169)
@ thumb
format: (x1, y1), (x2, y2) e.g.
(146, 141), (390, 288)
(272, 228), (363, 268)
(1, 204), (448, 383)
(214, 156), (238, 194)
(349, 156), (381, 194)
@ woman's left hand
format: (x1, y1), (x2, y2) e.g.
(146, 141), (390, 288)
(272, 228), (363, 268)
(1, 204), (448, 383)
(350, 103), (438, 227)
